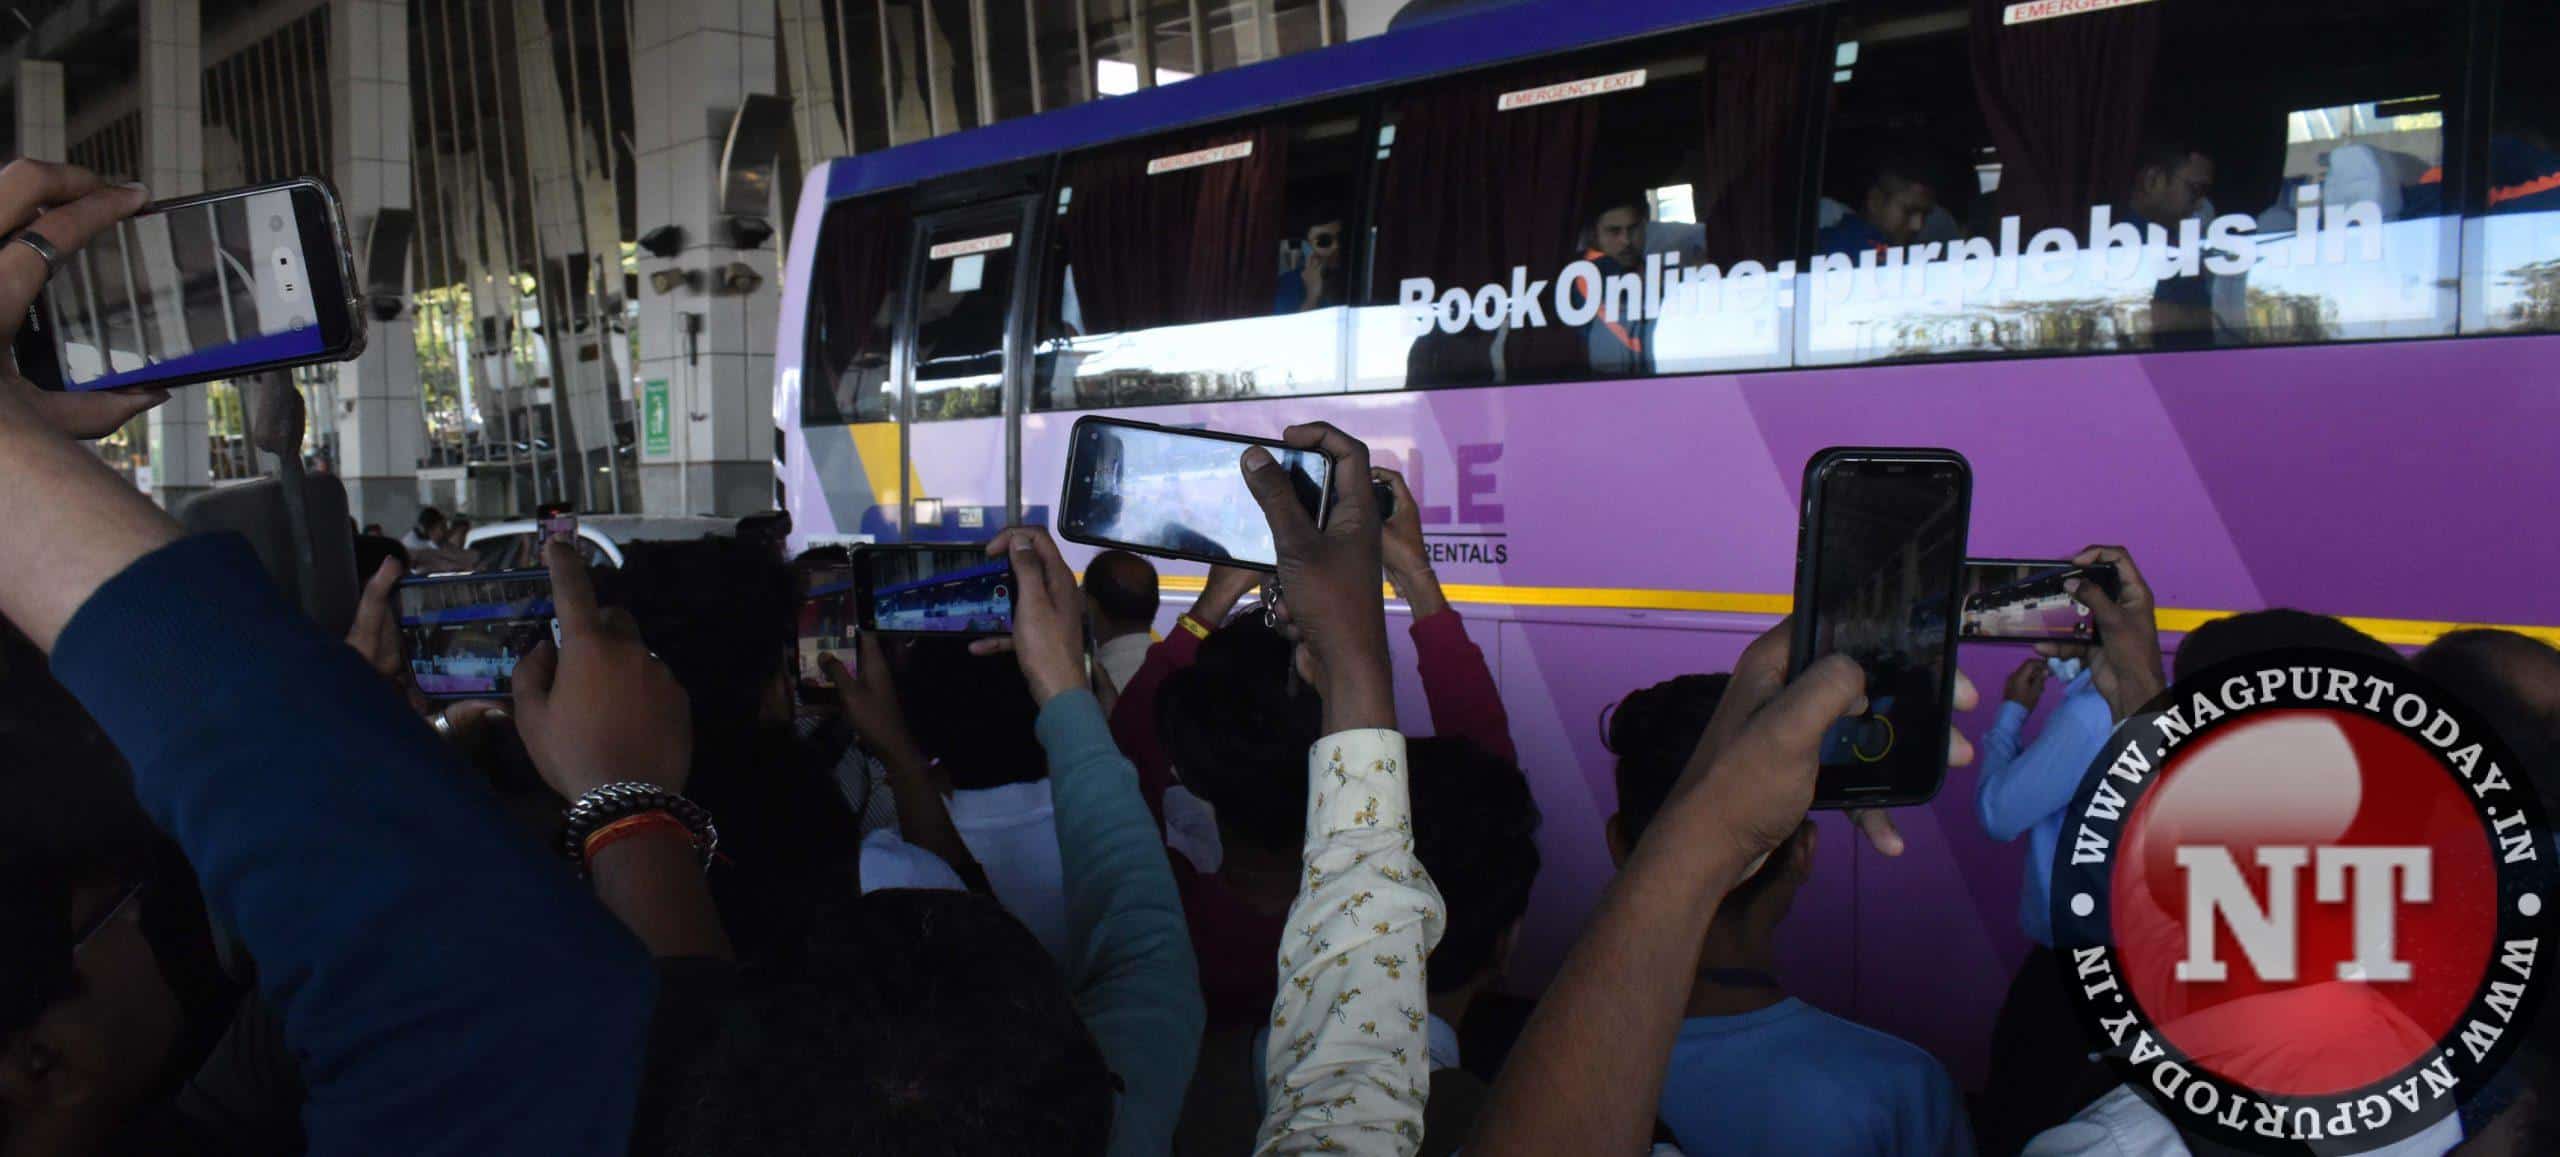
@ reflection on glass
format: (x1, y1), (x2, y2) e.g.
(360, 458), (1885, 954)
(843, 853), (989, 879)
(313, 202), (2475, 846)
(914, 233), (1016, 422)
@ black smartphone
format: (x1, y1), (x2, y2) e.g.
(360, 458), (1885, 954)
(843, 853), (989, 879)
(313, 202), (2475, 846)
(1960, 559), (2123, 644)
(397, 571), (557, 701)
(794, 562), (859, 705)
(855, 544), (1014, 637)
(1057, 416), (1331, 572)
(15, 178), (364, 392)
(1789, 448), (1973, 809)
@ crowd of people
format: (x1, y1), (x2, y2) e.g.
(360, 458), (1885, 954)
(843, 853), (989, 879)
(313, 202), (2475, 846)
(2, 158), (2556, 1157)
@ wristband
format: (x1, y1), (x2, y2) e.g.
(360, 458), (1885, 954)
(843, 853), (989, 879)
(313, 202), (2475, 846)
(1176, 613), (1211, 640)
(581, 811), (692, 866)
(559, 782), (719, 875)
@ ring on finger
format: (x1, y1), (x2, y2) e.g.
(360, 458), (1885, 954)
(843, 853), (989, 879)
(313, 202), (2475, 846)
(8, 228), (60, 279)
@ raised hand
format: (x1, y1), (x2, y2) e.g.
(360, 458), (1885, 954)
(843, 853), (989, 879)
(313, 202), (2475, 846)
(511, 538), (692, 797)
(0, 161), (166, 439)
(2005, 658), (2049, 708)
(971, 526), (1089, 705)
(2059, 545), (2164, 721)
(1239, 422), (1393, 734)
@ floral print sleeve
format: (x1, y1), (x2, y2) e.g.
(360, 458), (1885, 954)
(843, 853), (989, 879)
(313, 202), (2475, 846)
(1255, 729), (1447, 1156)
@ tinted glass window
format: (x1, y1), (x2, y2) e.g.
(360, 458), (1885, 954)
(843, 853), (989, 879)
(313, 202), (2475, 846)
(1812, 0), (2463, 364)
(803, 191), (912, 426)
(1031, 108), (1365, 410)
(1355, 16), (1815, 391)
(912, 221), (1019, 423)
(2465, 0), (2560, 333)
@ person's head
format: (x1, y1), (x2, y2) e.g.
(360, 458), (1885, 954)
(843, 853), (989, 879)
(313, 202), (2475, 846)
(1589, 195), (1649, 265)
(1081, 550), (1160, 640)
(897, 638), (1047, 792)
(1605, 672), (1817, 937)
(2170, 608), (2400, 682)
(2416, 629), (2560, 812)
(443, 516), (473, 548)
(1857, 150), (1939, 246)
(651, 889), (1114, 1156)
(2128, 137), (2215, 223)
(1407, 738), (1542, 998)
(414, 505), (446, 536)
(1155, 618), (1323, 857)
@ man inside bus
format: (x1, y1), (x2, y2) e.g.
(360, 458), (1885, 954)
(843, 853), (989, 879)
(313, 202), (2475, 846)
(1598, 672), (1972, 1157)
(1082, 550), (1160, 695)
(1273, 211), (1348, 314)
(1817, 147), (1941, 257)
(2118, 138), (2219, 349)
(1576, 193), (1655, 376)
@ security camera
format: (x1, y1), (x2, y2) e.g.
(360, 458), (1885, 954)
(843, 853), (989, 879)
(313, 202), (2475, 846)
(366, 294), (405, 323)
(726, 215), (775, 249)
(638, 225), (685, 259)
(649, 267), (696, 295)
(715, 262), (764, 295)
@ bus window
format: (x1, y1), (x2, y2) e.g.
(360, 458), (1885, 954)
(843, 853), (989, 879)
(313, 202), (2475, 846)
(912, 222), (1017, 423)
(1810, 0), (2463, 365)
(2465, 0), (2560, 333)
(803, 191), (912, 427)
(1030, 106), (1365, 410)
(1353, 15), (1816, 392)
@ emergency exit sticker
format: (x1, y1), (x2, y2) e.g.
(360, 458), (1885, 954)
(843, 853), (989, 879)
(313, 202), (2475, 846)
(1148, 140), (1254, 175)
(1497, 68), (1646, 111)
(929, 232), (1013, 261)
(2003, 0), (2156, 24)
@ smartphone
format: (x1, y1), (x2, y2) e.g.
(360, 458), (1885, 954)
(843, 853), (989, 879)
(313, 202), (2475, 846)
(15, 178), (363, 392)
(1789, 448), (1973, 809)
(1960, 559), (2122, 644)
(794, 562), (859, 704)
(398, 571), (557, 701)
(855, 545), (1014, 637)
(1057, 416), (1331, 571)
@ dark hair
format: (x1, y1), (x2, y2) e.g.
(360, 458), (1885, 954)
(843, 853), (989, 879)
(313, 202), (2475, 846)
(794, 544), (854, 566)
(2171, 609), (2402, 682)
(609, 537), (861, 966)
(354, 533), (410, 578)
(1155, 619), (1322, 855)
(2415, 629), (2560, 810)
(652, 890), (1114, 1156)
(897, 639), (1048, 792)
(2131, 136), (2203, 183)
(1083, 550), (1160, 629)
(416, 506), (446, 531)
(1606, 674), (1731, 848)
(1408, 738), (1542, 994)
(1857, 141), (1945, 199)
(1589, 189), (1652, 224)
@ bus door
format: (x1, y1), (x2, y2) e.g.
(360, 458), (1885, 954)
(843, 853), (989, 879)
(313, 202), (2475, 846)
(895, 196), (1041, 541)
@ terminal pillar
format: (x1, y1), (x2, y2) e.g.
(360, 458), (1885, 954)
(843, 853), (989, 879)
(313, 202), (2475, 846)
(16, 59), (66, 161)
(630, 0), (781, 516)
(140, 0), (212, 510)
(328, 0), (427, 533)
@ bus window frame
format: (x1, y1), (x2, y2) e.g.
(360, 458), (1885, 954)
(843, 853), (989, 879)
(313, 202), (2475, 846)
(893, 188), (1049, 527)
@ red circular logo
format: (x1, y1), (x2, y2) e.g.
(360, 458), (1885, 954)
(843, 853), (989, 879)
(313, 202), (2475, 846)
(2054, 650), (2553, 1153)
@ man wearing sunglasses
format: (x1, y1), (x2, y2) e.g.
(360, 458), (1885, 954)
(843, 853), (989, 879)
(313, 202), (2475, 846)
(1274, 214), (1347, 314)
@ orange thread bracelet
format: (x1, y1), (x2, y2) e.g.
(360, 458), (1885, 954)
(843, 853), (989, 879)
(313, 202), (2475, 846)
(582, 810), (692, 866)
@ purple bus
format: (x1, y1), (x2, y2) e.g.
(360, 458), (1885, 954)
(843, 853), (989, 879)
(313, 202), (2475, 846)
(773, 0), (2560, 1087)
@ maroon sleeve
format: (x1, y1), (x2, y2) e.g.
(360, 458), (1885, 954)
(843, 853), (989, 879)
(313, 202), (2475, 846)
(1108, 626), (1205, 821)
(1410, 607), (1517, 762)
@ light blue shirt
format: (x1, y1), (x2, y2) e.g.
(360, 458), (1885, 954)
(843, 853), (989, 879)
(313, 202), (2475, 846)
(1658, 998), (1974, 1157)
(1975, 669), (2115, 948)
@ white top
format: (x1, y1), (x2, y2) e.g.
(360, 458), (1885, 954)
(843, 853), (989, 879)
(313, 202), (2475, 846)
(948, 779), (1072, 964)
(1097, 631), (1153, 695)
(858, 828), (967, 893)
(2024, 1084), (2463, 1157)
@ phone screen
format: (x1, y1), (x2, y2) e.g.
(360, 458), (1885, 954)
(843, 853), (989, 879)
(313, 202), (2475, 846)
(795, 563), (859, 699)
(1959, 560), (2121, 643)
(1058, 419), (1327, 570)
(859, 547), (1013, 636)
(398, 571), (555, 700)
(1796, 452), (1970, 805)
(37, 184), (342, 392)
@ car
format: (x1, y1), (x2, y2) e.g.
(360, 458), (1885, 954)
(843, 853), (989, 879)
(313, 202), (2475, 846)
(463, 515), (740, 572)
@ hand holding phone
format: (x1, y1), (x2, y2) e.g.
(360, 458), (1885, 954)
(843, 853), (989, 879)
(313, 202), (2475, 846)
(511, 539), (692, 798)
(1239, 421), (1395, 735)
(398, 570), (557, 700)
(15, 178), (362, 394)
(1959, 559), (2121, 644)
(1057, 416), (1333, 571)
(855, 544), (1013, 636)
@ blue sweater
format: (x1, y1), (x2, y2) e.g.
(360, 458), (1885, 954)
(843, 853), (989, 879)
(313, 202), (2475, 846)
(1973, 671), (2114, 948)
(52, 535), (654, 1155)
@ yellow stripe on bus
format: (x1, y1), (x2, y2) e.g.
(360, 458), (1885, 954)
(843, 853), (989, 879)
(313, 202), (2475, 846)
(1150, 575), (2559, 649)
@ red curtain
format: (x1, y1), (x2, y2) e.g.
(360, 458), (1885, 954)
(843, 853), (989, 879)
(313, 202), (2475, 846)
(1054, 122), (1292, 333)
(1698, 20), (1809, 264)
(1970, 0), (2161, 234)
(809, 189), (912, 423)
